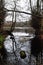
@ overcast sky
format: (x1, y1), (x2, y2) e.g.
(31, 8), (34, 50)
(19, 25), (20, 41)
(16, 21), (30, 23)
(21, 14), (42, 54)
(4, 0), (37, 22)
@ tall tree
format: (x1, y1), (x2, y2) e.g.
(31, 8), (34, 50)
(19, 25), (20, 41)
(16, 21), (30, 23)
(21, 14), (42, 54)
(31, 0), (41, 34)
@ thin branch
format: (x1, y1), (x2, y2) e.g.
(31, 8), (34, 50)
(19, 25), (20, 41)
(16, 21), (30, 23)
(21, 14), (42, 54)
(29, 0), (32, 11)
(4, 8), (43, 18)
(10, 11), (14, 32)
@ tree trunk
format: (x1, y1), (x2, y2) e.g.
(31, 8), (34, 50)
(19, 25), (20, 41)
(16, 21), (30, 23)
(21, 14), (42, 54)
(0, 0), (5, 32)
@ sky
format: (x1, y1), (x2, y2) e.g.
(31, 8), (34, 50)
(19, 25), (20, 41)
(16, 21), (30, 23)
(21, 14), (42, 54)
(4, 0), (37, 22)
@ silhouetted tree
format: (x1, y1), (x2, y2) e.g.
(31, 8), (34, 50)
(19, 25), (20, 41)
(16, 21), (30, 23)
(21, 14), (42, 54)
(0, 0), (5, 32)
(31, 0), (41, 33)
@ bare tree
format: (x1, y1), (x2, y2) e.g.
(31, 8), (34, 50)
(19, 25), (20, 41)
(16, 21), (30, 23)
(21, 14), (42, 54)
(31, 0), (42, 34)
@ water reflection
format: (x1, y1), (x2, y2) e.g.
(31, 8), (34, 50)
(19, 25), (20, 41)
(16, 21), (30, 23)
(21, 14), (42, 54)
(4, 32), (36, 65)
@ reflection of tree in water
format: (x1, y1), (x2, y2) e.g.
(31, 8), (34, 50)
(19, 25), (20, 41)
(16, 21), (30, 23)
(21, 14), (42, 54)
(3, 32), (36, 65)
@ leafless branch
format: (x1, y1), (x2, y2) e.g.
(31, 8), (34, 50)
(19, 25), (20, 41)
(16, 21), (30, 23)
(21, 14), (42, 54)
(29, 0), (32, 11)
(3, 8), (43, 18)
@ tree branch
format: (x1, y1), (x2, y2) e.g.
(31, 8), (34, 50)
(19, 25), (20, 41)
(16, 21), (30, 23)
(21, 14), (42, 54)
(4, 8), (43, 18)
